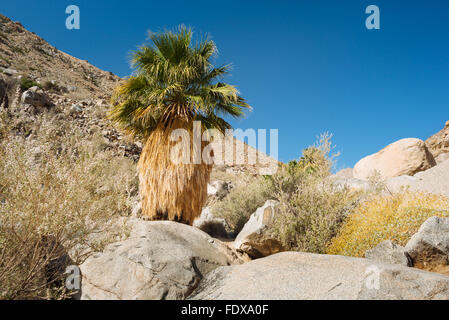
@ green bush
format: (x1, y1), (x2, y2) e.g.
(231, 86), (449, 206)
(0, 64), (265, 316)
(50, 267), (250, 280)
(20, 77), (41, 91)
(211, 133), (361, 252)
(267, 168), (359, 253)
(264, 133), (360, 253)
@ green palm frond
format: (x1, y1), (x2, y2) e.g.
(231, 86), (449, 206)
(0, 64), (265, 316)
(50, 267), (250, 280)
(109, 25), (251, 139)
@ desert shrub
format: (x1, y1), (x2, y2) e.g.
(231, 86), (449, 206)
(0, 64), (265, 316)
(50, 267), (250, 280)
(11, 46), (25, 55)
(0, 114), (137, 299)
(20, 76), (41, 91)
(42, 80), (64, 93)
(265, 133), (360, 253)
(327, 192), (449, 257)
(211, 176), (272, 234)
(211, 133), (360, 252)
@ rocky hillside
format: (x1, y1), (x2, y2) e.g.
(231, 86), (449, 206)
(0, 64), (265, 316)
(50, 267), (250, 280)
(0, 12), (278, 175)
(0, 14), (120, 100)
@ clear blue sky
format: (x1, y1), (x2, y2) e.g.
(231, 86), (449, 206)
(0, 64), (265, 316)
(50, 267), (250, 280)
(2, 0), (448, 169)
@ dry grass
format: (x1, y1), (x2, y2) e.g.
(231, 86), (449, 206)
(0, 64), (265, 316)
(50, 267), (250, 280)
(212, 133), (361, 252)
(210, 175), (272, 234)
(327, 192), (449, 257)
(264, 134), (361, 253)
(267, 168), (360, 253)
(0, 110), (137, 299)
(138, 119), (212, 225)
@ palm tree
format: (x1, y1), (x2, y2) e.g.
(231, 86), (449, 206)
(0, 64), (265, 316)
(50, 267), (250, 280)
(109, 26), (251, 225)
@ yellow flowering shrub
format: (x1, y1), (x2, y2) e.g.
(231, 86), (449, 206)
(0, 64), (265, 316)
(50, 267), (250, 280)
(327, 192), (449, 257)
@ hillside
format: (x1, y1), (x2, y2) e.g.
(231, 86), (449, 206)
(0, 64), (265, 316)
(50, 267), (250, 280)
(0, 13), (278, 175)
(0, 14), (120, 100)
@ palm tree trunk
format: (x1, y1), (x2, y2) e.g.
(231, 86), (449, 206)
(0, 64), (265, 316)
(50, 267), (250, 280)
(138, 120), (212, 225)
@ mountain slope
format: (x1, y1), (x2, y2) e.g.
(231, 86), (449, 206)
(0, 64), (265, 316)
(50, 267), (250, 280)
(0, 13), (279, 176)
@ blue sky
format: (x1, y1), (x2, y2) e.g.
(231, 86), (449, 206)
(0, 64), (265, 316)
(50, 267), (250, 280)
(2, 0), (448, 169)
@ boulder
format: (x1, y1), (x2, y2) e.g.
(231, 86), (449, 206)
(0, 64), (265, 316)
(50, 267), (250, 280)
(353, 138), (436, 180)
(385, 175), (420, 193)
(189, 252), (449, 300)
(335, 168), (353, 178)
(69, 103), (82, 115)
(425, 121), (449, 159)
(405, 216), (449, 269)
(365, 240), (412, 267)
(403, 160), (449, 198)
(435, 153), (449, 164)
(193, 207), (233, 239)
(2, 68), (18, 76)
(332, 177), (371, 192)
(233, 200), (284, 258)
(21, 86), (53, 112)
(207, 180), (232, 200)
(80, 219), (247, 300)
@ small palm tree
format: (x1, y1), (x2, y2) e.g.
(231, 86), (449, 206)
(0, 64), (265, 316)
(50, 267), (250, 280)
(109, 26), (250, 224)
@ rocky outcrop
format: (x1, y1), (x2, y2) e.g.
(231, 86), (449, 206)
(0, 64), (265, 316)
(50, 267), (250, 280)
(207, 180), (233, 200)
(189, 252), (449, 300)
(80, 219), (247, 300)
(332, 177), (371, 192)
(193, 207), (233, 239)
(425, 121), (449, 159)
(233, 200), (284, 258)
(405, 216), (449, 269)
(435, 153), (449, 164)
(335, 168), (353, 178)
(385, 175), (420, 193)
(365, 240), (412, 267)
(353, 138), (436, 180)
(20, 86), (53, 113)
(384, 159), (449, 198)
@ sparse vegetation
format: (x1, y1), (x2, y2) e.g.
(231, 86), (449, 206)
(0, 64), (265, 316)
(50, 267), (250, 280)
(42, 80), (65, 93)
(0, 111), (137, 299)
(20, 76), (41, 91)
(327, 192), (449, 257)
(0, 55), (10, 65)
(211, 176), (272, 234)
(265, 134), (360, 253)
(212, 133), (361, 252)
(11, 46), (25, 55)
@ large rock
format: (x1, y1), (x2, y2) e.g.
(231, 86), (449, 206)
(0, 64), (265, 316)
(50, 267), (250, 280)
(385, 175), (420, 193)
(189, 252), (449, 300)
(388, 159), (449, 198)
(332, 177), (371, 192)
(335, 168), (354, 178)
(354, 138), (436, 180)
(2, 68), (18, 76)
(207, 180), (233, 200)
(193, 207), (233, 239)
(426, 121), (449, 159)
(405, 216), (449, 269)
(233, 200), (284, 258)
(21, 86), (53, 112)
(80, 220), (247, 300)
(365, 240), (412, 267)
(435, 152), (449, 165)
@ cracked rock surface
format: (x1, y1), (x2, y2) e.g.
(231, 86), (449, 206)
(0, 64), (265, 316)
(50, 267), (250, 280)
(189, 252), (449, 300)
(80, 219), (247, 300)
